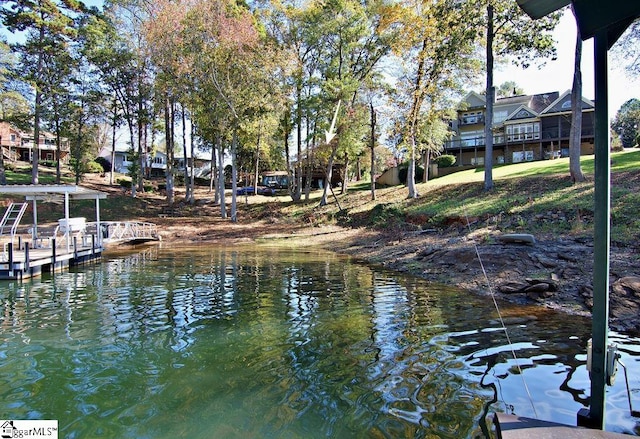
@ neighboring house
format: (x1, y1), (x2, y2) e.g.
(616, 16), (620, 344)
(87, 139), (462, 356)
(0, 121), (71, 163)
(98, 144), (167, 177)
(444, 90), (595, 166)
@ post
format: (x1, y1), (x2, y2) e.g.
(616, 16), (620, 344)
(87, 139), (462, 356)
(577, 28), (610, 431)
(24, 243), (29, 272)
(7, 242), (13, 277)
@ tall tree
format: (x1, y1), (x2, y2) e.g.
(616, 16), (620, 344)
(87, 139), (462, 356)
(384, 0), (479, 198)
(612, 98), (640, 148)
(480, 0), (560, 191)
(1, 0), (83, 184)
(569, 5), (585, 183)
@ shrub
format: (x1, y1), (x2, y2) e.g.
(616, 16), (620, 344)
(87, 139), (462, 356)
(94, 157), (111, 172)
(117, 178), (132, 188)
(433, 154), (456, 168)
(41, 160), (56, 168)
(86, 160), (104, 173)
(398, 165), (424, 184)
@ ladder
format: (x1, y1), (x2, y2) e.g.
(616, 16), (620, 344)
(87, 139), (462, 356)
(0, 202), (28, 237)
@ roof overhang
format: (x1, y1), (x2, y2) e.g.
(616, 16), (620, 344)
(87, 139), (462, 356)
(0, 185), (108, 202)
(516, 0), (640, 47)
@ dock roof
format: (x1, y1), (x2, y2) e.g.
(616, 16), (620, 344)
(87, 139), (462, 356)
(0, 185), (107, 201)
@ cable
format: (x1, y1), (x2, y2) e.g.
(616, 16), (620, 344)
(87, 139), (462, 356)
(463, 205), (539, 420)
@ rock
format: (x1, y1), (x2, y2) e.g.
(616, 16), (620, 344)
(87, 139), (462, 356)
(612, 276), (640, 297)
(535, 254), (557, 268)
(499, 233), (536, 245)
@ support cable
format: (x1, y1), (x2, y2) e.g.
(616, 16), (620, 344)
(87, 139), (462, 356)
(463, 205), (539, 420)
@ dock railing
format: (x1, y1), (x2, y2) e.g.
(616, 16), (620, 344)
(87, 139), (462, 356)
(87, 221), (159, 245)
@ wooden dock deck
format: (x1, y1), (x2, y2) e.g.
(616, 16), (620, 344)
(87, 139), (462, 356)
(0, 237), (102, 280)
(494, 413), (631, 438)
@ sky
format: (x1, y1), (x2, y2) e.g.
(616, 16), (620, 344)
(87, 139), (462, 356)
(493, 9), (639, 117)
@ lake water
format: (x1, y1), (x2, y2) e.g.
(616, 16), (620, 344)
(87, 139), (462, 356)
(1, 245), (639, 438)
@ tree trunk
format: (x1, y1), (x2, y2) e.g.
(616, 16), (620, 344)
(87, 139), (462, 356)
(110, 94), (117, 186)
(217, 134), (226, 219)
(341, 152), (349, 194)
(484, 4), (495, 191)
(182, 105), (191, 203)
(407, 136), (418, 198)
(254, 126), (261, 195)
(370, 103), (376, 201)
(189, 118), (196, 204)
(231, 129), (238, 223)
(293, 82), (302, 202)
(569, 7), (586, 183)
(164, 96), (174, 206)
(0, 135), (6, 185)
(319, 147), (335, 206)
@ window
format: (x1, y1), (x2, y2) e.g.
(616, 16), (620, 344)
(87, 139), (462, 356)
(506, 122), (540, 141)
(494, 110), (508, 123)
(460, 130), (483, 147)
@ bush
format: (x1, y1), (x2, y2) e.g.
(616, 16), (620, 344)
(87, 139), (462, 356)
(41, 160), (56, 168)
(117, 178), (132, 188)
(86, 160), (104, 173)
(94, 156), (111, 172)
(433, 154), (456, 168)
(398, 165), (424, 184)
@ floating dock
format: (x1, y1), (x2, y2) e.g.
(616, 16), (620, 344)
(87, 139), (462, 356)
(0, 236), (102, 280)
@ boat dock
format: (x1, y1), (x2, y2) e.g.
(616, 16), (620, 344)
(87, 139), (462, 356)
(0, 235), (102, 280)
(1, 184), (159, 280)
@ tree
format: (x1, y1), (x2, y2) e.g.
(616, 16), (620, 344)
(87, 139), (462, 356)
(612, 98), (640, 148)
(1, 0), (84, 184)
(481, 0), (560, 191)
(496, 81), (524, 98)
(613, 18), (640, 76)
(568, 5), (585, 183)
(384, 0), (479, 198)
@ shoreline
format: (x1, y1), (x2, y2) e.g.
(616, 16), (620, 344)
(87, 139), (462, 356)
(147, 215), (640, 335)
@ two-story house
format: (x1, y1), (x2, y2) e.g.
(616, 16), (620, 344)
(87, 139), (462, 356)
(444, 90), (595, 166)
(0, 121), (71, 163)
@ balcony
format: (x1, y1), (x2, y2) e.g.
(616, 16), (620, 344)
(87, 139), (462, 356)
(459, 115), (485, 126)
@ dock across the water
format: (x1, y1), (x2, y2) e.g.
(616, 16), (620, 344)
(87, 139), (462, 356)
(0, 234), (102, 280)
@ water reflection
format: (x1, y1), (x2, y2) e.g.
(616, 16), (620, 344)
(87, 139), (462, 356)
(0, 246), (638, 437)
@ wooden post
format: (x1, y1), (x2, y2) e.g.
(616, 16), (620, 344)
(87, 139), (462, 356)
(24, 242), (29, 272)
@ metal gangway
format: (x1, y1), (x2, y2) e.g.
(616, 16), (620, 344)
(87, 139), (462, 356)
(89, 221), (159, 246)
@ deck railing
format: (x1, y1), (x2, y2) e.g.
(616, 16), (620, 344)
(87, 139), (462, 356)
(87, 221), (158, 244)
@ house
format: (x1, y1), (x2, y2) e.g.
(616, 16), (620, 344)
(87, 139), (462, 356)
(0, 121), (70, 163)
(444, 90), (595, 166)
(98, 144), (168, 177)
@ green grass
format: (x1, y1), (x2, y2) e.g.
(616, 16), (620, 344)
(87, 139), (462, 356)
(319, 149), (640, 243)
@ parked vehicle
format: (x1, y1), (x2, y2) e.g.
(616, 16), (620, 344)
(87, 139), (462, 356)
(236, 186), (277, 196)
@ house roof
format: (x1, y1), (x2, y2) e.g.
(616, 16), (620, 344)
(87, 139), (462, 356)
(540, 90), (595, 114)
(505, 105), (539, 122)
